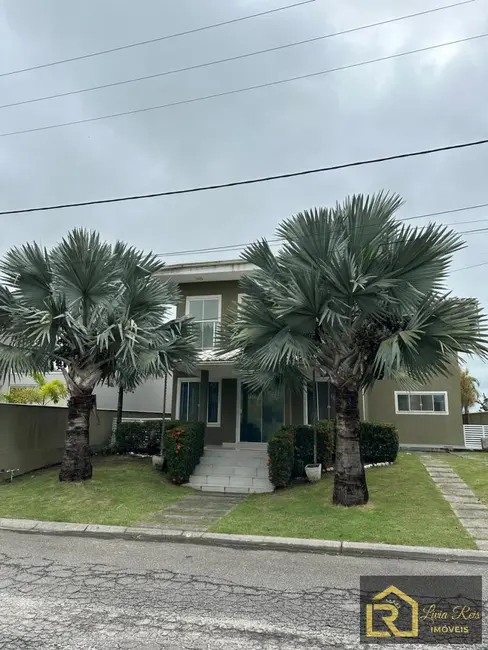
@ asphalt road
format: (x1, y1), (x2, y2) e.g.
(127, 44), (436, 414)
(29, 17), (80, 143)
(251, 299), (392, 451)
(0, 531), (487, 649)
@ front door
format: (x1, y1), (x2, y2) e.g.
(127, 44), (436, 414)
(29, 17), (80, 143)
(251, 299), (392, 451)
(239, 386), (284, 443)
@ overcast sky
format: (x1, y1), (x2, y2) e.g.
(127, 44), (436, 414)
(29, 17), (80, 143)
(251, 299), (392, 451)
(1, 0), (488, 388)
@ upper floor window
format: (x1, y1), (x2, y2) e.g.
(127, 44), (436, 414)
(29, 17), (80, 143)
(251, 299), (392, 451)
(185, 295), (221, 349)
(395, 391), (448, 415)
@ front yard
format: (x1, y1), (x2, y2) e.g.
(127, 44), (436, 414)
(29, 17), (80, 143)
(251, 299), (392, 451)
(212, 453), (475, 549)
(0, 457), (189, 526)
(441, 452), (488, 506)
(0, 453), (475, 549)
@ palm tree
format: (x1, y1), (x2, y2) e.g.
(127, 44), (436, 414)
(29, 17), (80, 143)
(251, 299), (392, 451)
(0, 229), (197, 481)
(460, 367), (479, 420)
(223, 193), (488, 506)
(1, 372), (67, 405)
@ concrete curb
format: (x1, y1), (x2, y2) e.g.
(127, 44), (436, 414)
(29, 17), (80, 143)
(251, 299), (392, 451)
(1, 517), (487, 564)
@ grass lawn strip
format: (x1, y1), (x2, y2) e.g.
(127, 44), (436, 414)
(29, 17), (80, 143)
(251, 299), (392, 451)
(0, 457), (190, 527)
(211, 453), (475, 549)
(441, 453), (488, 507)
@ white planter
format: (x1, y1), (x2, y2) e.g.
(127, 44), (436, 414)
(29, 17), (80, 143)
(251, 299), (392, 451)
(152, 455), (164, 470)
(305, 463), (322, 483)
(481, 438), (488, 452)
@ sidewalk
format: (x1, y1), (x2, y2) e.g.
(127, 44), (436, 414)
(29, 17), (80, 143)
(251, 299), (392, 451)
(1, 516), (488, 564)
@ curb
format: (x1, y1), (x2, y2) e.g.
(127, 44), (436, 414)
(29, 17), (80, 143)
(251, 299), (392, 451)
(0, 517), (487, 564)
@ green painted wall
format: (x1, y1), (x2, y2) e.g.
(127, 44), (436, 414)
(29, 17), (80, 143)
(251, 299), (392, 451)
(365, 364), (463, 445)
(176, 280), (240, 319)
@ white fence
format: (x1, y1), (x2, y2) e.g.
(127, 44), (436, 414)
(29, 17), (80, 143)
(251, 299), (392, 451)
(463, 425), (488, 450)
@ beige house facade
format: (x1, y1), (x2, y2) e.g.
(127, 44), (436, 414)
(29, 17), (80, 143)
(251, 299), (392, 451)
(162, 259), (464, 448)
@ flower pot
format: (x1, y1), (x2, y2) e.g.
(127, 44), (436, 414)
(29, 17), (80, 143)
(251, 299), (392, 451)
(152, 455), (164, 470)
(305, 463), (322, 483)
(481, 438), (488, 452)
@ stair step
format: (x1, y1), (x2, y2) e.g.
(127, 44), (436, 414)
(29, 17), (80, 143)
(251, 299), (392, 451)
(190, 475), (272, 489)
(193, 465), (269, 478)
(191, 484), (274, 494)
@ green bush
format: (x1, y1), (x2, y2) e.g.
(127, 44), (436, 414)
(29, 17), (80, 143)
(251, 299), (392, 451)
(360, 422), (399, 464)
(163, 421), (205, 484)
(113, 419), (179, 455)
(267, 429), (295, 488)
(293, 421), (335, 477)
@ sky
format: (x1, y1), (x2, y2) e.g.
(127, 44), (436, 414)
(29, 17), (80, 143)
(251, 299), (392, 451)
(1, 0), (488, 387)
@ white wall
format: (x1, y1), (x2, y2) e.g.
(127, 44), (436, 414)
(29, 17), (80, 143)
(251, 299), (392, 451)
(1, 372), (173, 414)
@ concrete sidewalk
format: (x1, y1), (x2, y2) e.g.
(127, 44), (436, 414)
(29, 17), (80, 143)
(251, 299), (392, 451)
(1, 516), (488, 564)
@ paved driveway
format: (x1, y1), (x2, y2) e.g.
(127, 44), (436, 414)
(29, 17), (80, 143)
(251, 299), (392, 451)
(0, 531), (486, 648)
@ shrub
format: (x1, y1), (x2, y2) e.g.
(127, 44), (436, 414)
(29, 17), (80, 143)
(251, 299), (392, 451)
(267, 428), (295, 488)
(163, 421), (205, 484)
(360, 422), (399, 464)
(113, 419), (179, 455)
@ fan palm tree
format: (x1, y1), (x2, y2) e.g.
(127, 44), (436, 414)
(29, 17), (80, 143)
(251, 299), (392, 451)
(0, 229), (197, 481)
(222, 192), (488, 506)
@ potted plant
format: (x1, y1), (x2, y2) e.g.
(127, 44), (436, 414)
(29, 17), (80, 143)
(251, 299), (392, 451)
(305, 370), (322, 482)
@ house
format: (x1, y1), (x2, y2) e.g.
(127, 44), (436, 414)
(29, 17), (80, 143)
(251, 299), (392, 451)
(161, 259), (464, 456)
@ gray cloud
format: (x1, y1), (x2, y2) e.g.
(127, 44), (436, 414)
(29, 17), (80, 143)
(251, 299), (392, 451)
(1, 0), (488, 385)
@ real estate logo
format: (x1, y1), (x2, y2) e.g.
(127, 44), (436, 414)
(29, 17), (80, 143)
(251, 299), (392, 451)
(360, 576), (482, 645)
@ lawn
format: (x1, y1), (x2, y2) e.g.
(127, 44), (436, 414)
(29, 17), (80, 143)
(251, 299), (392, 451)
(0, 457), (188, 526)
(212, 453), (476, 549)
(442, 452), (488, 505)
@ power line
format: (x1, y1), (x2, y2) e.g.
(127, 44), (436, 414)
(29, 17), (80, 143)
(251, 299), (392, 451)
(452, 260), (488, 272)
(157, 205), (488, 256)
(0, 1), (315, 78)
(2, 32), (487, 139)
(1, 138), (488, 216)
(0, 0), (475, 111)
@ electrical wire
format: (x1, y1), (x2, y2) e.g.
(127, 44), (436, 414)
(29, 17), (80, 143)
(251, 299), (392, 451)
(2, 32), (487, 139)
(157, 205), (488, 256)
(0, 0), (475, 111)
(0, 0), (315, 78)
(1, 139), (488, 216)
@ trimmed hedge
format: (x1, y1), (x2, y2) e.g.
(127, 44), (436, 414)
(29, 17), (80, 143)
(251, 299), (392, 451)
(267, 429), (295, 488)
(267, 420), (398, 487)
(113, 420), (179, 455)
(360, 421), (399, 464)
(163, 421), (205, 484)
(293, 421), (334, 477)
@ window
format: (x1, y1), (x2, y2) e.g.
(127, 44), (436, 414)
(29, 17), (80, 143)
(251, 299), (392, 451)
(186, 296), (221, 349)
(304, 380), (335, 424)
(177, 378), (221, 426)
(395, 391), (448, 414)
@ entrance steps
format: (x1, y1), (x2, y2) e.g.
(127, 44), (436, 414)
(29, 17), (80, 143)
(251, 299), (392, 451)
(188, 445), (274, 494)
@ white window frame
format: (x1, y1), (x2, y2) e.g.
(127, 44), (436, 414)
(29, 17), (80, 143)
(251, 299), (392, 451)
(185, 295), (222, 349)
(394, 391), (449, 415)
(175, 377), (221, 426)
(303, 378), (332, 425)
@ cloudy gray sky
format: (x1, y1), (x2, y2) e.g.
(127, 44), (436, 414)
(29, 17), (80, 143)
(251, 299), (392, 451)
(1, 0), (488, 387)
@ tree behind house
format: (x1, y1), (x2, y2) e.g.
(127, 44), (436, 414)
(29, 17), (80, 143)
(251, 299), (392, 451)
(460, 367), (479, 419)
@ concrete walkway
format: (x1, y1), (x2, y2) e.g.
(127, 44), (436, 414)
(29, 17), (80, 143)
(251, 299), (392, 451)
(136, 492), (247, 532)
(420, 454), (488, 550)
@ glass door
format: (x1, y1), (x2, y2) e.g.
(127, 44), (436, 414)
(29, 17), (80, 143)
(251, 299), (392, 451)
(240, 386), (284, 443)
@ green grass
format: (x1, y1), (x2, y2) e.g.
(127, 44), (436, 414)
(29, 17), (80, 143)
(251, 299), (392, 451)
(442, 453), (488, 505)
(0, 457), (189, 526)
(212, 453), (476, 549)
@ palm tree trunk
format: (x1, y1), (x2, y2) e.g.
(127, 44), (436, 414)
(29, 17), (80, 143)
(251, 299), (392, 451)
(333, 386), (368, 506)
(116, 385), (124, 428)
(59, 394), (94, 481)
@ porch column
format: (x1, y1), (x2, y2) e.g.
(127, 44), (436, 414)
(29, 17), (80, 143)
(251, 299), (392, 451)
(199, 369), (209, 423)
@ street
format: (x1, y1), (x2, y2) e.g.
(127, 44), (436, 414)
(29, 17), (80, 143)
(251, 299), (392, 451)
(0, 531), (486, 649)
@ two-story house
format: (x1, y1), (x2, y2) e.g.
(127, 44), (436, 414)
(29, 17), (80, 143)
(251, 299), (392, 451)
(160, 259), (464, 454)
